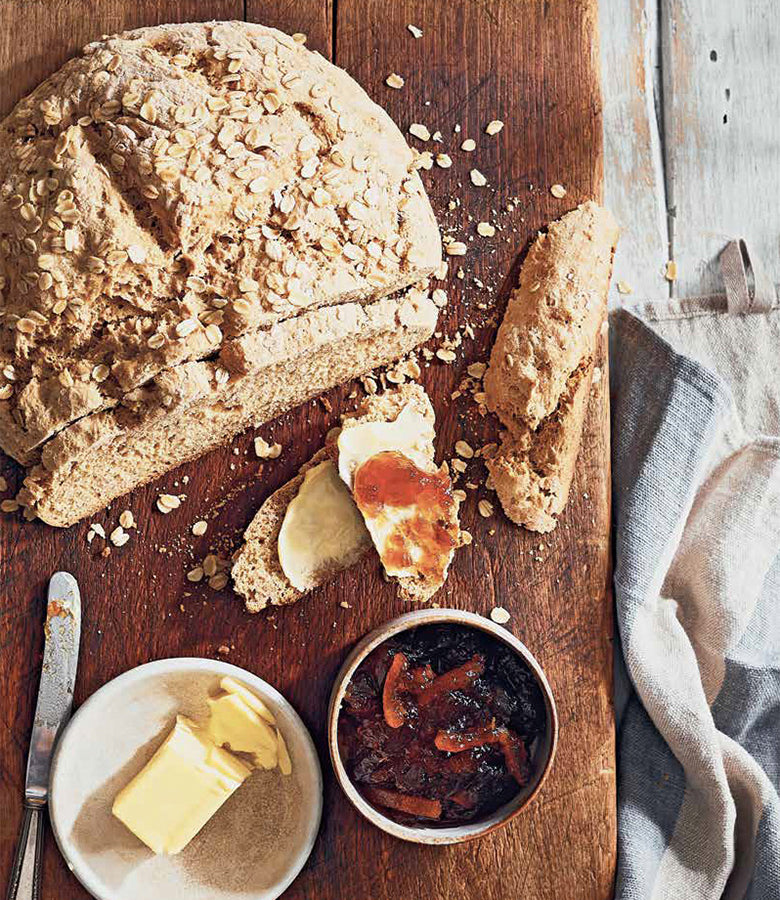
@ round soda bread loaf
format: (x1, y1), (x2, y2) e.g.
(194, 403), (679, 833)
(0, 21), (441, 525)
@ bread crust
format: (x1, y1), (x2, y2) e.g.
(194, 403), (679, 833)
(232, 382), (437, 612)
(0, 21), (442, 521)
(484, 202), (618, 532)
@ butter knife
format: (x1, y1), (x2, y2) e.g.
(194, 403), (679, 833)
(6, 573), (81, 900)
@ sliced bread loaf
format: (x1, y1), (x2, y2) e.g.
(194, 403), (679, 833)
(484, 202), (618, 532)
(18, 290), (437, 526)
(1, 21), (442, 523)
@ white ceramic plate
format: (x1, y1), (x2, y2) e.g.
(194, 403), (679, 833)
(49, 658), (322, 900)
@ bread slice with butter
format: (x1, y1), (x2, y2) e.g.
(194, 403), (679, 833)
(232, 383), (457, 611)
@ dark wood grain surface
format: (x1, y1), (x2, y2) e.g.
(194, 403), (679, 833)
(0, 2), (615, 898)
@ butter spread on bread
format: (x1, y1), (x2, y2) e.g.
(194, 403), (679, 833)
(277, 459), (370, 591)
(483, 201), (618, 532)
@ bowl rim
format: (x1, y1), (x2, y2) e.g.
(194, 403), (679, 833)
(49, 656), (323, 900)
(327, 608), (559, 845)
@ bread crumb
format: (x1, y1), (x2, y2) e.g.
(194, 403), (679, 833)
(339, 601), (351, 609)
(407, 24), (423, 38)
(255, 437), (282, 459)
(616, 280), (633, 294)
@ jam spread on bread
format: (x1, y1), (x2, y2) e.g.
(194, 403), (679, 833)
(352, 450), (458, 584)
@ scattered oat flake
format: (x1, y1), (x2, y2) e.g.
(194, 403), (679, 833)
(386, 73), (405, 89)
(490, 606), (511, 625)
(550, 183), (567, 198)
(432, 288), (448, 308)
(157, 493), (181, 513)
(445, 241), (467, 256)
(409, 123), (431, 141)
(616, 280), (633, 295)
(407, 23), (423, 38)
(187, 566), (204, 583)
(119, 509), (135, 529)
(1, 499), (19, 513)
(461, 139), (476, 152)
(664, 260), (678, 281)
(435, 153), (452, 169)
(292, 32), (307, 43)
(455, 440), (475, 459)
(436, 348), (457, 363)
(192, 520), (208, 536)
(485, 120), (504, 135)
(477, 221), (495, 237)
(478, 499), (494, 518)
(470, 169), (487, 187)
(468, 362), (487, 379)
(209, 572), (229, 591)
(0, 476), (7, 492)
(339, 601), (351, 609)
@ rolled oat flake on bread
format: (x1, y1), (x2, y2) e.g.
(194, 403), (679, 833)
(484, 201), (618, 533)
(0, 21), (441, 525)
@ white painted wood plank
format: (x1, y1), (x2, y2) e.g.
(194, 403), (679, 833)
(601, 0), (670, 304)
(663, 0), (780, 298)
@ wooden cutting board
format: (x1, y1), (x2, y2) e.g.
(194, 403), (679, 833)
(0, 2), (615, 898)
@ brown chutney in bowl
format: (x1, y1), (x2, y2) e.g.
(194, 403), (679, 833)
(336, 619), (549, 828)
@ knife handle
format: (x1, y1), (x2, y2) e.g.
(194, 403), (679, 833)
(5, 805), (44, 900)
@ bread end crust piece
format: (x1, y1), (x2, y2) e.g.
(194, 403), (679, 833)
(18, 291), (437, 526)
(486, 360), (595, 533)
(484, 201), (618, 532)
(232, 383), (438, 612)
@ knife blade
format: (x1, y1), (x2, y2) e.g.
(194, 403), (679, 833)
(6, 573), (81, 900)
(24, 572), (82, 805)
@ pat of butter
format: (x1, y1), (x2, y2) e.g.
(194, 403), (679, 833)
(337, 404), (434, 489)
(207, 692), (279, 769)
(278, 459), (371, 591)
(112, 715), (251, 855)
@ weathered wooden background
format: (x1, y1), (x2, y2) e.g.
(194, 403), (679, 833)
(602, 0), (780, 302)
(1, 2), (615, 900)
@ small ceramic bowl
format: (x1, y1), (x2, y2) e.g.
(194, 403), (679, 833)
(49, 658), (322, 900)
(327, 608), (558, 845)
